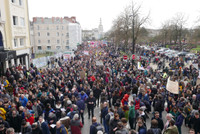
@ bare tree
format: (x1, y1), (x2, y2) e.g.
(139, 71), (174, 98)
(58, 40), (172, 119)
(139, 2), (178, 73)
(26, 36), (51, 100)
(107, 2), (150, 53)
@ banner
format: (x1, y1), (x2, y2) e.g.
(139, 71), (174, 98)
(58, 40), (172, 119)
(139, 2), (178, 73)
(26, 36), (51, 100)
(137, 62), (145, 70)
(166, 77), (179, 94)
(193, 64), (198, 70)
(96, 60), (104, 66)
(83, 51), (89, 55)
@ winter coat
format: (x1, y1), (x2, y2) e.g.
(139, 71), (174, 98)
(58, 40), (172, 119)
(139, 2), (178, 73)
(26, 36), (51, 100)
(151, 117), (164, 131)
(109, 119), (120, 134)
(76, 99), (85, 112)
(138, 125), (147, 134)
(41, 121), (51, 134)
(56, 124), (68, 134)
(8, 115), (22, 132)
(175, 113), (185, 127)
(115, 128), (129, 134)
(147, 128), (161, 134)
(129, 105), (135, 119)
(86, 97), (96, 108)
(192, 117), (200, 133)
(163, 125), (178, 134)
(21, 124), (32, 134)
(79, 93), (88, 102)
(101, 106), (108, 119)
(70, 119), (83, 134)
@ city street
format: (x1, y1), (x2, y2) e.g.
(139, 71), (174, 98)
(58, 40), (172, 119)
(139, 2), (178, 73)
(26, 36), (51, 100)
(81, 61), (191, 134)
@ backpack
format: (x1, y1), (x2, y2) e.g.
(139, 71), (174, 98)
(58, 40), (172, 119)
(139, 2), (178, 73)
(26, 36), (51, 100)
(105, 112), (114, 125)
(93, 123), (104, 134)
(37, 105), (43, 116)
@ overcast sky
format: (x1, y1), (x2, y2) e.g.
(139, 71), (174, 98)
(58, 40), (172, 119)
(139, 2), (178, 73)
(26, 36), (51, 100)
(28, 0), (200, 32)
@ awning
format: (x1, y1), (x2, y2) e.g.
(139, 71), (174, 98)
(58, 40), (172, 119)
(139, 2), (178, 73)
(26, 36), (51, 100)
(0, 50), (16, 62)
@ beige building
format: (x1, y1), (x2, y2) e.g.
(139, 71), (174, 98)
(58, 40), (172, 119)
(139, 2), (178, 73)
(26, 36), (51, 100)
(32, 16), (82, 53)
(0, 0), (31, 75)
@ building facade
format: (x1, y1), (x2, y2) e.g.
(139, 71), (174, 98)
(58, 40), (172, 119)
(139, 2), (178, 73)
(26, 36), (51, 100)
(82, 18), (104, 41)
(0, 0), (31, 75)
(69, 23), (82, 50)
(32, 16), (81, 53)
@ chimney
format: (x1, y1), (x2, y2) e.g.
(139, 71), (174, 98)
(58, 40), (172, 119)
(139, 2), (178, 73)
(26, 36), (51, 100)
(41, 17), (44, 23)
(33, 17), (37, 23)
(52, 17), (55, 23)
(71, 16), (76, 23)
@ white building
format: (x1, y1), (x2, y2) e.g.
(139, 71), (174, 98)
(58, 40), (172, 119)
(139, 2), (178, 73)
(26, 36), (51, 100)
(82, 18), (104, 41)
(69, 23), (82, 50)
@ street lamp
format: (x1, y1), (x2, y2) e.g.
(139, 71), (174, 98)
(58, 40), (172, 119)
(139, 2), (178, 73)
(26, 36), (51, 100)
(130, 14), (135, 66)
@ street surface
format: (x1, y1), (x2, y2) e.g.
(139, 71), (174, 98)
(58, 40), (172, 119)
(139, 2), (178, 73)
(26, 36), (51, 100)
(81, 61), (192, 134)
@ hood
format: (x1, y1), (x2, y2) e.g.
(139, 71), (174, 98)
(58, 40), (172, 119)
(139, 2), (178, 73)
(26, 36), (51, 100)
(71, 119), (80, 126)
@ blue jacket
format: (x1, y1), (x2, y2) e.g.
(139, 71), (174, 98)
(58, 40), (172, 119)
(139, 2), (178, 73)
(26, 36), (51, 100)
(76, 99), (85, 111)
(90, 122), (98, 134)
(79, 93), (88, 102)
(101, 107), (108, 119)
(138, 126), (147, 134)
(41, 121), (51, 134)
(19, 97), (28, 107)
(175, 113), (185, 127)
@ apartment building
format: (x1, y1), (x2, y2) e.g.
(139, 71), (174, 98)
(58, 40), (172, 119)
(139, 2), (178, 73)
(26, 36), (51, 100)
(32, 16), (82, 53)
(0, 0), (31, 75)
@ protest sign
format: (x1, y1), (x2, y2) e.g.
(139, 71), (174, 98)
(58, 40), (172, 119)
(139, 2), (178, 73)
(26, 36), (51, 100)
(193, 64), (198, 70)
(166, 77), (179, 94)
(137, 62), (145, 70)
(96, 60), (104, 66)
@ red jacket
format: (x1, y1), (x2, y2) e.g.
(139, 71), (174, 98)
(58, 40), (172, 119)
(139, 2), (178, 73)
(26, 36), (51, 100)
(70, 120), (83, 134)
(26, 115), (34, 125)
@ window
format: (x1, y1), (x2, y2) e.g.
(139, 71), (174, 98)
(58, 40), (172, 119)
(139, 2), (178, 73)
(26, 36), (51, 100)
(20, 17), (25, 26)
(11, 0), (15, 3)
(57, 32), (59, 36)
(19, 0), (22, 6)
(66, 33), (69, 37)
(38, 32), (40, 36)
(57, 40), (60, 44)
(56, 46), (61, 49)
(66, 40), (69, 45)
(66, 46), (69, 49)
(47, 32), (50, 36)
(47, 46), (51, 50)
(14, 38), (18, 47)
(38, 40), (41, 44)
(38, 46), (42, 50)
(13, 16), (18, 25)
(47, 27), (49, 30)
(37, 25), (40, 30)
(62, 26), (64, 30)
(48, 40), (50, 44)
(20, 38), (24, 46)
(56, 26), (59, 30)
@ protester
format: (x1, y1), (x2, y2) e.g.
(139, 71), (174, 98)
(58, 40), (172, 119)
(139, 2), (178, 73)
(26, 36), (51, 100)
(0, 43), (200, 134)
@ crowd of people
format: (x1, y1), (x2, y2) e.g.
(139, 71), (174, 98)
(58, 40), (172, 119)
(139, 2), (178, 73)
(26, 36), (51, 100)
(0, 43), (200, 134)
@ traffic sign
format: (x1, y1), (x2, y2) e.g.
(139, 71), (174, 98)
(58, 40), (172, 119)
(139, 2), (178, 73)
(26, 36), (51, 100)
(123, 55), (128, 60)
(132, 54), (135, 60)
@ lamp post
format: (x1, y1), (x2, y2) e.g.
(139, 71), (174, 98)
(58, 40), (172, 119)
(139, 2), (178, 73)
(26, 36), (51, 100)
(130, 14), (135, 66)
